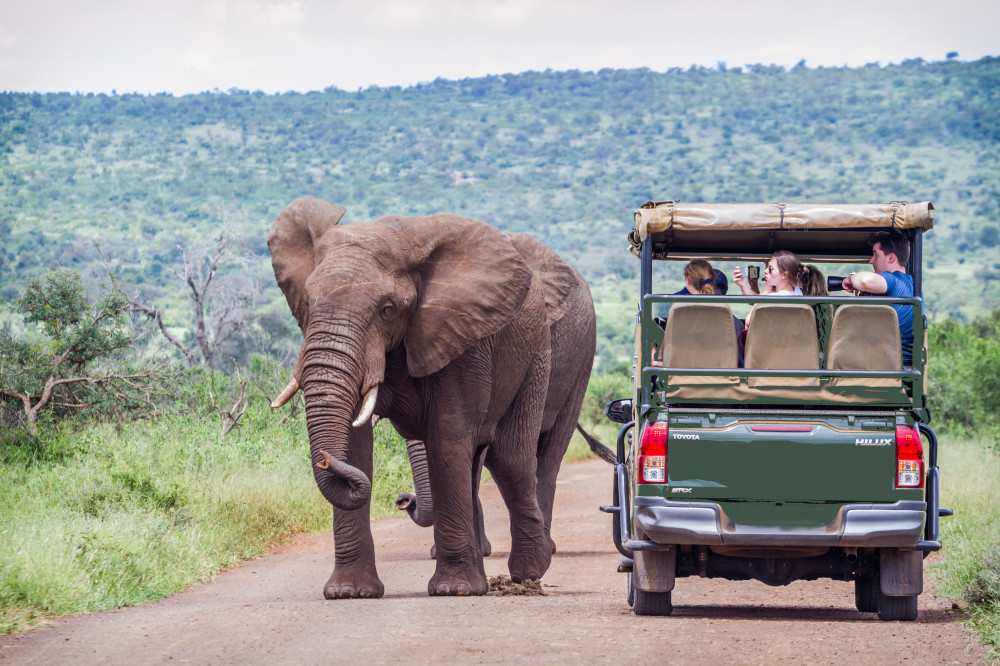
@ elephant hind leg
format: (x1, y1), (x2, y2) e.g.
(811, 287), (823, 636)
(487, 362), (552, 582)
(536, 369), (591, 555)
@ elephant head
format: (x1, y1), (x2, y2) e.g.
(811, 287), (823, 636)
(268, 197), (534, 511)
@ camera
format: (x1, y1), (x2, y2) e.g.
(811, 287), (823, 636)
(747, 265), (759, 280)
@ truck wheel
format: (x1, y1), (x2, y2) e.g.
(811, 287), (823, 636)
(877, 593), (918, 621)
(627, 571), (635, 608)
(854, 573), (878, 613)
(633, 588), (672, 616)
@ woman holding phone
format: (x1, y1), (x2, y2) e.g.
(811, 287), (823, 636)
(735, 251), (827, 329)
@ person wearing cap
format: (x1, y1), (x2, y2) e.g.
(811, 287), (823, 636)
(842, 231), (914, 365)
(655, 259), (744, 367)
(675, 264), (730, 296)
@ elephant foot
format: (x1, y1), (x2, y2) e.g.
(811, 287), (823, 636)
(322, 566), (384, 600)
(428, 562), (488, 597)
(508, 543), (552, 583)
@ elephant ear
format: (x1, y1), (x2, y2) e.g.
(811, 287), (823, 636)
(503, 231), (583, 328)
(268, 197), (346, 331)
(394, 215), (534, 378)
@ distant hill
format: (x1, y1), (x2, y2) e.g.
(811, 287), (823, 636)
(2, 56), (998, 369)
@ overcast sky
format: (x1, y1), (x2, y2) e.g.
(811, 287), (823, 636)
(1, 0), (996, 95)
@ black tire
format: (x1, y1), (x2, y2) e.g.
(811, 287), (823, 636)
(633, 588), (673, 616)
(877, 592), (918, 621)
(854, 573), (878, 613)
(626, 571), (635, 608)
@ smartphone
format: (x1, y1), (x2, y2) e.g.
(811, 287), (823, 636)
(747, 265), (760, 280)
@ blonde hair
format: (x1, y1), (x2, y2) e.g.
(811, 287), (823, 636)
(684, 259), (719, 295)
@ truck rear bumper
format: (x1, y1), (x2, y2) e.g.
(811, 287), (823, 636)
(631, 496), (931, 549)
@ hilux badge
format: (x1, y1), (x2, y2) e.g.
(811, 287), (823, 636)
(855, 437), (892, 446)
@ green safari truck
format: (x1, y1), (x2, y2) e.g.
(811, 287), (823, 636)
(602, 201), (948, 620)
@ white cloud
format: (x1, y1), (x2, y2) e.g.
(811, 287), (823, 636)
(0, 0), (996, 94)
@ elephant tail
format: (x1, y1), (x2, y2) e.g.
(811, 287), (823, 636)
(575, 424), (616, 465)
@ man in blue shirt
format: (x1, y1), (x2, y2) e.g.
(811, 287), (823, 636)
(841, 232), (914, 365)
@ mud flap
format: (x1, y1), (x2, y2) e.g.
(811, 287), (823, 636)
(880, 548), (923, 595)
(634, 548), (676, 593)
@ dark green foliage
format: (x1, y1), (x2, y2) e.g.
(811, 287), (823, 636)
(927, 309), (1000, 434)
(1, 58), (999, 370)
(0, 270), (170, 432)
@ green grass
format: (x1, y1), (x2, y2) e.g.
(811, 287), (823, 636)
(0, 392), (415, 635)
(0, 369), (627, 635)
(933, 432), (1000, 660)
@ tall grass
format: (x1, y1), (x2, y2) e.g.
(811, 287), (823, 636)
(0, 371), (414, 634)
(934, 433), (1000, 660)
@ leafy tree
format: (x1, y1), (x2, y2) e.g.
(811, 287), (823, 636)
(0, 269), (171, 433)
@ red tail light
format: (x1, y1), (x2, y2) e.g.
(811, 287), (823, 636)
(895, 425), (924, 488)
(639, 422), (668, 483)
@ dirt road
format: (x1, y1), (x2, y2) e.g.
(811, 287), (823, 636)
(0, 458), (986, 664)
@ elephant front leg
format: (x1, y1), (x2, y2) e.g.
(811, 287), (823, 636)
(426, 442), (489, 596)
(323, 424), (384, 599)
(325, 505), (384, 599)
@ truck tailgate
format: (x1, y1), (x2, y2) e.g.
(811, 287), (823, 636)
(664, 418), (900, 503)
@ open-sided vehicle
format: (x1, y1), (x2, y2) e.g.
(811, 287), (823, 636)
(602, 201), (948, 620)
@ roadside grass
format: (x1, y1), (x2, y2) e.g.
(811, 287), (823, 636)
(0, 388), (414, 635)
(933, 432), (1000, 660)
(0, 368), (626, 635)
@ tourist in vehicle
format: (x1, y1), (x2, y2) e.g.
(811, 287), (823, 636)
(842, 231), (914, 365)
(736, 250), (828, 330)
(674, 266), (729, 295)
(734, 250), (827, 297)
(654, 259), (745, 367)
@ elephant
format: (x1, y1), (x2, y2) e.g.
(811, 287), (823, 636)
(395, 232), (610, 556)
(268, 196), (594, 598)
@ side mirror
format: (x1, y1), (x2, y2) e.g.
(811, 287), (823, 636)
(605, 398), (633, 424)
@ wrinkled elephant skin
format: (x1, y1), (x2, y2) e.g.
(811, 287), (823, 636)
(397, 232), (598, 560)
(269, 197), (583, 597)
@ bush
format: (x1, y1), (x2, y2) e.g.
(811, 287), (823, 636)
(927, 309), (1000, 434)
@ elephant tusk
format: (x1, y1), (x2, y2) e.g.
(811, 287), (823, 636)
(315, 450), (332, 471)
(352, 386), (378, 428)
(271, 378), (299, 408)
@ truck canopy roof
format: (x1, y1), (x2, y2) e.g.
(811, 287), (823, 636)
(630, 201), (935, 262)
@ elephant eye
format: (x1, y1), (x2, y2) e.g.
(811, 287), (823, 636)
(380, 303), (394, 317)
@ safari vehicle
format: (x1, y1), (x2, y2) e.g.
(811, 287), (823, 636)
(602, 201), (948, 620)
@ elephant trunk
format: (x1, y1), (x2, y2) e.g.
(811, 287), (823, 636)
(315, 451), (371, 510)
(396, 439), (435, 527)
(301, 329), (376, 511)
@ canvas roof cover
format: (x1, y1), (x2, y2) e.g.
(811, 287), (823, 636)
(629, 201), (935, 261)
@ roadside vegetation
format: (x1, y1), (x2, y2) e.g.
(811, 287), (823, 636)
(927, 310), (1000, 659)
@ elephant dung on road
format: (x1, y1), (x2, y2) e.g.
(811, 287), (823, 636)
(268, 197), (595, 598)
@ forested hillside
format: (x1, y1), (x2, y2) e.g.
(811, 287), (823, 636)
(3, 56), (999, 370)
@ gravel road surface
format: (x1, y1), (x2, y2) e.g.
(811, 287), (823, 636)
(0, 458), (986, 664)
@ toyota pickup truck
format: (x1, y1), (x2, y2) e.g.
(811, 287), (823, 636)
(602, 201), (948, 620)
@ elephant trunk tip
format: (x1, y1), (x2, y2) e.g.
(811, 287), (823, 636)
(396, 494), (415, 512)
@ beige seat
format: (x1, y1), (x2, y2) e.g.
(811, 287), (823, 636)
(827, 304), (902, 390)
(744, 304), (820, 388)
(659, 303), (739, 386)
